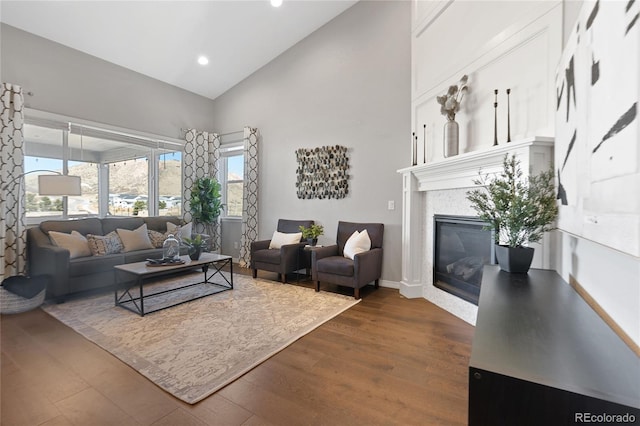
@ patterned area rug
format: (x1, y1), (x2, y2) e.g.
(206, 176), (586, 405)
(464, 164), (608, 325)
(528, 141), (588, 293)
(41, 272), (359, 404)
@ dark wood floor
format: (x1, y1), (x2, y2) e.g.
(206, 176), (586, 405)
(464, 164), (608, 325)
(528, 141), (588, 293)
(1, 268), (475, 426)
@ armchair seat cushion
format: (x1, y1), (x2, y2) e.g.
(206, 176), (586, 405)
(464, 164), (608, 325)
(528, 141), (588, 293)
(316, 256), (354, 277)
(252, 248), (281, 265)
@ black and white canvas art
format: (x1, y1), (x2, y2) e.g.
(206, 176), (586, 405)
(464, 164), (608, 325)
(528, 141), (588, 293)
(555, 0), (640, 256)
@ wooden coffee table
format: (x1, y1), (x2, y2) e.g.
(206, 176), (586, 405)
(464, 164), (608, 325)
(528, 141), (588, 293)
(114, 253), (233, 316)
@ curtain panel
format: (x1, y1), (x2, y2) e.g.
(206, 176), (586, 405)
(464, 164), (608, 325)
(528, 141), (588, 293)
(238, 127), (259, 268)
(182, 129), (221, 251)
(0, 83), (26, 279)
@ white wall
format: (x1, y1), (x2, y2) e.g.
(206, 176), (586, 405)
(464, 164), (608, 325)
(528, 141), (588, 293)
(412, 1), (562, 163)
(210, 1), (411, 285)
(1, 23), (215, 140)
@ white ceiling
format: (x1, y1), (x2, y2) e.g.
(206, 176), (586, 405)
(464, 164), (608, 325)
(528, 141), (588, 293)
(0, 0), (358, 100)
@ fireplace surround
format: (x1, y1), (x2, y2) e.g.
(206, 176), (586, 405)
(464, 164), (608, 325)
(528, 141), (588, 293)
(397, 137), (554, 325)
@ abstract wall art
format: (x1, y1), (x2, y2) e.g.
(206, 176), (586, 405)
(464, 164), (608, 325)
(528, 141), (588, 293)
(555, 0), (640, 256)
(295, 145), (349, 199)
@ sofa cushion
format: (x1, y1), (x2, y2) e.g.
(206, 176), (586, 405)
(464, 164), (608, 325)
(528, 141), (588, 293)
(101, 217), (145, 235)
(167, 222), (192, 240)
(252, 249), (281, 265)
(87, 231), (123, 256)
(147, 230), (167, 248)
(69, 253), (125, 276)
(145, 216), (181, 232)
(316, 256), (354, 277)
(40, 217), (103, 236)
(117, 224), (154, 252)
(49, 230), (92, 259)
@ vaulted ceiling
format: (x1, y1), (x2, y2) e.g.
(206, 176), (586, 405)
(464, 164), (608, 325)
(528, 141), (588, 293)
(1, 0), (358, 100)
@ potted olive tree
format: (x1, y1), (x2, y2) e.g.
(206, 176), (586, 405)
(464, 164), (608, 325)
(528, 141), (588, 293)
(189, 177), (224, 251)
(466, 154), (558, 273)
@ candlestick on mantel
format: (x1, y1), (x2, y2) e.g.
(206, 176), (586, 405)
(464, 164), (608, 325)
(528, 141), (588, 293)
(493, 89), (499, 146)
(414, 135), (418, 166)
(506, 88), (512, 143)
(423, 124), (427, 164)
(411, 132), (416, 166)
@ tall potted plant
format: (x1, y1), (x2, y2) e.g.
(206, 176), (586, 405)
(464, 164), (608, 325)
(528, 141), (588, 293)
(189, 177), (224, 250)
(466, 154), (558, 273)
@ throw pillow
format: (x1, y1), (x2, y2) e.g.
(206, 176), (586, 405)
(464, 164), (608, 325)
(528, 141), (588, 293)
(148, 230), (166, 248)
(166, 222), (193, 241)
(116, 224), (154, 252)
(269, 231), (302, 249)
(343, 229), (371, 260)
(87, 231), (124, 256)
(49, 230), (92, 259)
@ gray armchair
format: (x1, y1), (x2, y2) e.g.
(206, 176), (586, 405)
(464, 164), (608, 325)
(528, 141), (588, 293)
(250, 219), (314, 283)
(312, 221), (384, 299)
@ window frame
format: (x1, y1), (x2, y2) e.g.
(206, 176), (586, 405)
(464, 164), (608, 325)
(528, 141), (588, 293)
(220, 143), (244, 219)
(23, 109), (184, 224)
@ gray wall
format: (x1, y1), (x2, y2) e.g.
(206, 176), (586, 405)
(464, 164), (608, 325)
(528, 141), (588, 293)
(210, 0), (411, 284)
(1, 23), (215, 139)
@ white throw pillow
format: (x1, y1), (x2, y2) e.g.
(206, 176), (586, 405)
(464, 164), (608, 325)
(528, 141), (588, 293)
(117, 224), (154, 252)
(49, 230), (92, 259)
(269, 231), (302, 249)
(166, 222), (193, 241)
(343, 229), (371, 260)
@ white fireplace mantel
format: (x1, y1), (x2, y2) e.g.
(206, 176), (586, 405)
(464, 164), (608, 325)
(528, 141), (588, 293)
(396, 136), (555, 324)
(397, 136), (554, 192)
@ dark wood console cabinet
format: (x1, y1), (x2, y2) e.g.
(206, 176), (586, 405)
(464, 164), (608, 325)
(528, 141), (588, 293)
(469, 266), (640, 425)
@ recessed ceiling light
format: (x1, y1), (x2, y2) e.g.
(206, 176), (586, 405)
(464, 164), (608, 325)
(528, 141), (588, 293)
(271, 0), (283, 7)
(197, 56), (209, 66)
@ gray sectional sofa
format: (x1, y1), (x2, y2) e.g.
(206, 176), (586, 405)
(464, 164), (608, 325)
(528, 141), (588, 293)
(27, 216), (192, 302)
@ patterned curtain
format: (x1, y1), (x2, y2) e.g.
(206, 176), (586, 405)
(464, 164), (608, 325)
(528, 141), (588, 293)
(182, 129), (222, 251)
(0, 83), (26, 279)
(238, 127), (259, 268)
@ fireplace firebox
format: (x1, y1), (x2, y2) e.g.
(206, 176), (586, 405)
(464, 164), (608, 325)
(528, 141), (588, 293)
(433, 215), (495, 305)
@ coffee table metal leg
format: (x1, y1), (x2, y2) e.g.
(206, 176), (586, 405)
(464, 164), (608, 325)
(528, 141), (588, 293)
(139, 277), (144, 316)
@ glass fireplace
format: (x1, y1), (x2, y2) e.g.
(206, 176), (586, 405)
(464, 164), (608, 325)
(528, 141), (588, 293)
(433, 215), (495, 305)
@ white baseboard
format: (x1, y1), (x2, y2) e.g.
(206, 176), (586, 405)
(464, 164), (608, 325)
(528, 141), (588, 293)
(378, 279), (399, 290)
(399, 281), (424, 299)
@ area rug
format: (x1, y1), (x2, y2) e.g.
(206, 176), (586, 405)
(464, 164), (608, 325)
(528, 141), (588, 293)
(41, 272), (359, 404)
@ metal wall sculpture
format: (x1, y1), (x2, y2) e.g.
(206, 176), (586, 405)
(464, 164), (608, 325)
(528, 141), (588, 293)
(296, 145), (349, 199)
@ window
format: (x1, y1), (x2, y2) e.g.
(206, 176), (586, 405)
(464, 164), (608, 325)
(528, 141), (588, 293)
(24, 156), (63, 218)
(221, 147), (244, 217)
(23, 112), (184, 222)
(158, 151), (182, 216)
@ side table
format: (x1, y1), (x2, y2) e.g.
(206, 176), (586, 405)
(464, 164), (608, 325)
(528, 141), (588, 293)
(297, 245), (323, 282)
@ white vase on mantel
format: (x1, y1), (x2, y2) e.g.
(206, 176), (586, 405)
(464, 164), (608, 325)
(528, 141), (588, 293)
(443, 120), (459, 158)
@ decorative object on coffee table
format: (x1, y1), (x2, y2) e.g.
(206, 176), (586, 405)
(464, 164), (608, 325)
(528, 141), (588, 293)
(466, 154), (558, 273)
(183, 234), (207, 260)
(437, 75), (468, 158)
(299, 224), (324, 247)
(163, 233), (180, 260)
